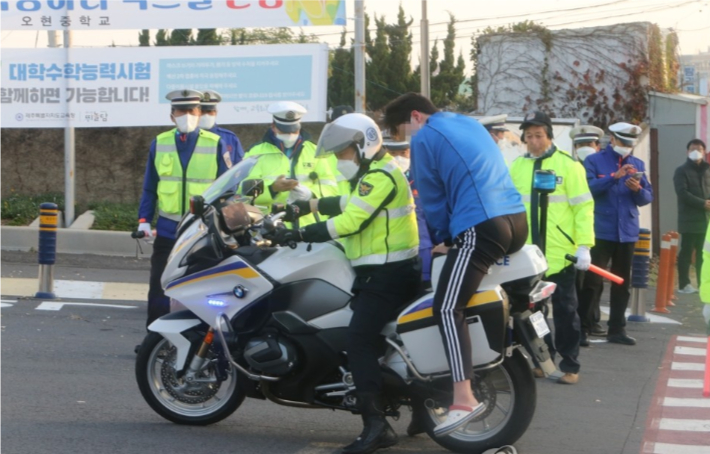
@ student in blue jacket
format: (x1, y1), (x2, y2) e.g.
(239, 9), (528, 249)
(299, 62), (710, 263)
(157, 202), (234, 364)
(580, 122), (653, 346)
(384, 93), (527, 437)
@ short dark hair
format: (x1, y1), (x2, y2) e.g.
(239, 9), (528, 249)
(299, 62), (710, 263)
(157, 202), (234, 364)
(687, 139), (707, 150)
(383, 93), (438, 135)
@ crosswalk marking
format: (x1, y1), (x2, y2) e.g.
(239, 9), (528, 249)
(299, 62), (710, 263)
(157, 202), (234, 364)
(659, 418), (710, 432)
(672, 362), (705, 371)
(674, 346), (706, 356)
(663, 397), (710, 408)
(677, 336), (707, 344)
(667, 378), (704, 388)
(35, 302), (137, 311)
(651, 442), (710, 454)
(0, 298), (17, 308)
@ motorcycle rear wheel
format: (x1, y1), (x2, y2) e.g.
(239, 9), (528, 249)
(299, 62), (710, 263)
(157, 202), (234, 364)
(135, 332), (246, 425)
(419, 348), (536, 453)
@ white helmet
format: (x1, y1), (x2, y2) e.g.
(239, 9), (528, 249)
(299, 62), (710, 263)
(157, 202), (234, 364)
(315, 113), (383, 161)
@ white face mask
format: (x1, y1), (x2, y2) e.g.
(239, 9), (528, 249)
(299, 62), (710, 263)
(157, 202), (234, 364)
(173, 114), (199, 134)
(392, 156), (410, 173)
(199, 115), (216, 130)
(689, 150), (704, 162)
(613, 145), (632, 158)
(576, 146), (596, 162)
(276, 133), (298, 148)
(337, 157), (360, 180)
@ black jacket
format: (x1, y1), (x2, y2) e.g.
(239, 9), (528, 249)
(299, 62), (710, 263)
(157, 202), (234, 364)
(674, 158), (710, 233)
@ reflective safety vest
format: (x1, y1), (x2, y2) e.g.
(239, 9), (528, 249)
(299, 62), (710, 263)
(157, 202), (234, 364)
(700, 223), (710, 304)
(326, 154), (419, 266)
(509, 147), (595, 275)
(155, 129), (220, 222)
(245, 139), (339, 226)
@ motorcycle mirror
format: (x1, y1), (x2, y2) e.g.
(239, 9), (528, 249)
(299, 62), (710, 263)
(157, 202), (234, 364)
(190, 196), (206, 217)
(242, 179), (265, 198)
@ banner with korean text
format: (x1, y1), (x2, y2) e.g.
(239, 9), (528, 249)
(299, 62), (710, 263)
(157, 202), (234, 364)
(1, 43), (329, 128)
(1, 0), (346, 30)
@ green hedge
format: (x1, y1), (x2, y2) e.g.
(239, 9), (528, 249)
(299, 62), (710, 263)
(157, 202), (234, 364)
(88, 201), (140, 231)
(1, 192), (67, 226)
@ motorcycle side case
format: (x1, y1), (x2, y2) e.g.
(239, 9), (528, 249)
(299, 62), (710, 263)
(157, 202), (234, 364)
(512, 309), (558, 377)
(395, 286), (508, 374)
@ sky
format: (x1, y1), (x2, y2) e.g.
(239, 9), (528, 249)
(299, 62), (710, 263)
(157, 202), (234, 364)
(1, 0), (709, 76)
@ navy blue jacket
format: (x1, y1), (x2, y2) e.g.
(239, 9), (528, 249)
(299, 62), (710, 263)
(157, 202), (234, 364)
(410, 112), (525, 242)
(209, 125), (244, 168)
(138, 129), (228, 240)
(583, 144), (653, 242)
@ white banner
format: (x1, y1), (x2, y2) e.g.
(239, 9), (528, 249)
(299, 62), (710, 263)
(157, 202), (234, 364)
(1, 43), (330, 128)
(0, 0), (346, 30)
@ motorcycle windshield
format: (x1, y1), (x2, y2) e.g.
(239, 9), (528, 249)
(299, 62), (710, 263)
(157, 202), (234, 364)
(202, 157), (259, 204)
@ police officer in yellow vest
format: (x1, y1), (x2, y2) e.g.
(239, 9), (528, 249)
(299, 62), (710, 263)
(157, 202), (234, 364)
(509, 111), (595, 385)
(273, 114), (420, 454)
(244, 101), (338, 225)
(136, 89), (229, 338)
(328, 104), (356, 195)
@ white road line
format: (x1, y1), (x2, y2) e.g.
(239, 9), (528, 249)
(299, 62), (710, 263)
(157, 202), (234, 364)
(652, 442), (710, 453)
(678, 336), (707, 343)
(672, 362), (705, 371)
(53, 280), (105, 300)
(659, 418), (710, 432)
(668, 379), (704, 389)
(0, 298), (17, 308)
(675, 346), (706, 356)
(663, 397), (710, 408)
(35, 302), (137, 311)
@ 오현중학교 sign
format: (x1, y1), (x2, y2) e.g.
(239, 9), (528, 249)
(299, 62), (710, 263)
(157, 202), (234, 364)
(1, 43), (329, 128)
(0, 0), (346, 30)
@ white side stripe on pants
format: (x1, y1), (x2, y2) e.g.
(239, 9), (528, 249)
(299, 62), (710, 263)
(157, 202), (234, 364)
(441, 228), (476, 382)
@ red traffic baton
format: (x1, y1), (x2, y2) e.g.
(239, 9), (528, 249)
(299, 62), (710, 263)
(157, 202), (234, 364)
(565, 254), (625, 285)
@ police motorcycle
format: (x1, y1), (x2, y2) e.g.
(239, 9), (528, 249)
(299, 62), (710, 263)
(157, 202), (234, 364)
(135, 156), (557, 453)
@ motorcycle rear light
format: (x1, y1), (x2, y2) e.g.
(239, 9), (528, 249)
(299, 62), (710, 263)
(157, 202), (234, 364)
(208, 299), (227, 307)
(529, 281), (557, 307)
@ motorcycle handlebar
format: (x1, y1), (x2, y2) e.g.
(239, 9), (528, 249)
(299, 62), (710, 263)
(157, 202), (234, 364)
(131, 230), (146, 239)
(565, 254), (624, 285)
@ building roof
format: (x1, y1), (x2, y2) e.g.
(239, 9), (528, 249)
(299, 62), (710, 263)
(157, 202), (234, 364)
(649, 91), (709, 105)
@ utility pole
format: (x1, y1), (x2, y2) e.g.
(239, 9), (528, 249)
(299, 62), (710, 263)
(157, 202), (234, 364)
(420, 0), (430, 98)
(354, 0), (366, 113)
(63, 30), (75, 227)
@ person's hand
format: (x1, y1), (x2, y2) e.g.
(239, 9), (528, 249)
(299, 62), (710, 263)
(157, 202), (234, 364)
(287, 184), (313, 203)
(272, 228), (303, 246)
(138, 222), (153, 238)
(704, 200), (710, 211)
(614, 164), (635, 179)
(625, 177), (641, 192)
(283, 200), (312, 222)
(432, 243), (451, 256)
(574, 246), (591, 271)
(271, 175), (299, 193)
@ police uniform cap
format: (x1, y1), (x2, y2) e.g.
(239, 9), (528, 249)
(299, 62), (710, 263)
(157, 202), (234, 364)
(609, 122), (642, 145)
(166, 89), (203, 108)
(569, 125), (604, 143)
(479, 114), (508, 132)
(200, 90), (222, 112)
(329, 105), (354, 122)
(268, 101), (307, 133)
(381, 130), (409, 151)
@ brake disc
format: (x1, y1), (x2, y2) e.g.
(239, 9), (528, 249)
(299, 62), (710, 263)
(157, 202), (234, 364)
(472, 374), (497, 421)
(159, 345), (220, 404)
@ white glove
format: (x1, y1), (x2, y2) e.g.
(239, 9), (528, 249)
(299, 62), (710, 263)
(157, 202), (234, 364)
(287, 184), (313, 204)
(574, 246), (591, 271)
(138, 222), (153, 238)
(703, 304), (710, 327)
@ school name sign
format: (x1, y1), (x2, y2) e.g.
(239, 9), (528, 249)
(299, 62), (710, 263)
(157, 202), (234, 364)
(0, 0), (346, 30)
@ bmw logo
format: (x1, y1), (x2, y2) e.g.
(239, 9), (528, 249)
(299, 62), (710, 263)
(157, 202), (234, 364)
(366, 127), (378, 142)
(233, 285), (247, 299)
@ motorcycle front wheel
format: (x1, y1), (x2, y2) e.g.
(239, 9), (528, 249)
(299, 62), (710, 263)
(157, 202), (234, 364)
(419, 348), (536, 453)
(135, 332), (246, 425)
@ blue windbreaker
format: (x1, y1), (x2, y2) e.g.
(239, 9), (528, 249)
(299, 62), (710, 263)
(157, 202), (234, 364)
(209, 125), (244, 168)
(410, 112), (525, 242)
(583, 144), (653, 242)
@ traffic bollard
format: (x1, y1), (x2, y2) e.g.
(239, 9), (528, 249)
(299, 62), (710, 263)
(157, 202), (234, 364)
(651, 233), (672, 314)
(629, 228), (651, 322)
(666, 231), (679, 307)
(35, 202), (58, 299)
